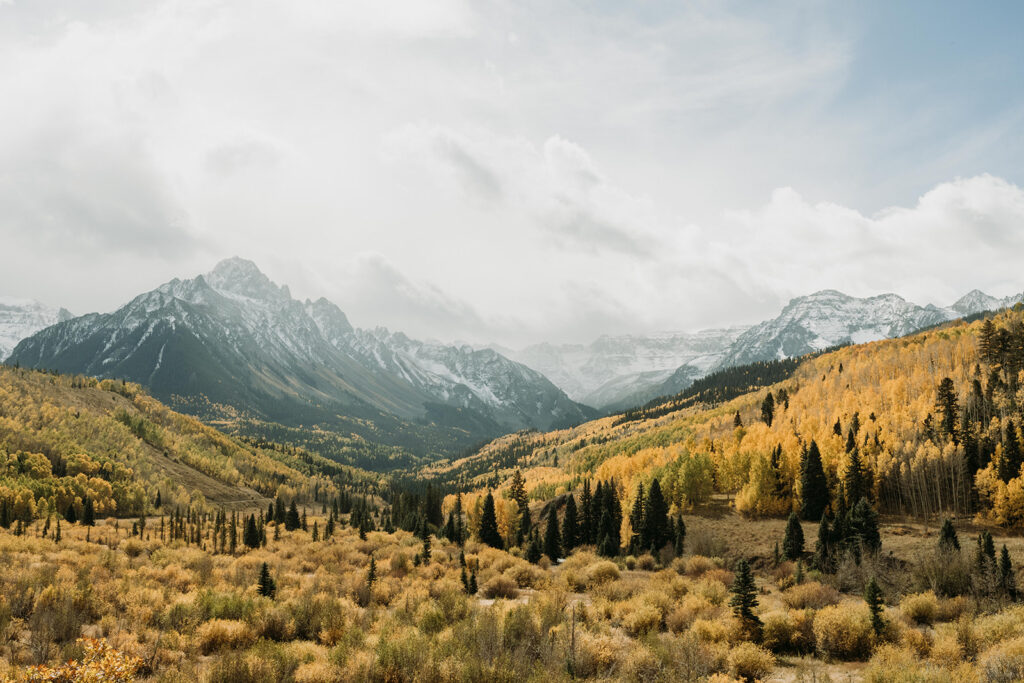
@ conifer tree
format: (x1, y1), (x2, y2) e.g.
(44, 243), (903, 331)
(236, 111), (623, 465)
(286, 501), (301, 531)
(815, 513), (833, 572)
(64, 502), (77, 524)
(935, 377), (960, 444)
(734, 411), (743, 428)
(800, 441), (829, 521)
(1000, 545), (1017, 600)
(229, 512), (237, 553)
(849, 498), (881, 554)
(761, 392), (775, 427)
(0, 500), (9, 529)
(460, 566), (470, 592)
(274, 495), (286, 525)
(510, 469), (530, 544)
(468, 570), (478, 595)
(597, 508), (617, 557)
(562, 494), (579, 553)
(82, 498), (95, 527)
(580, 481), (594, 545)
(544, 506), (561, 562)
(154, 490), (162, 509)
(478, 491), (503, 549)
(257, 562), (276, 598)
(643, 479), (670, 553)
(865, 577), (884, 636)
(628, 483), (645, 554)
(526, 530), (542, 564)
(730, 559), (761, 638)
(422, 534), (432, 563)
(312, 521), (319, 542)
(844, 447), (868, 504)
(55, 518), (61, 543)
(367, 556), (377, 589)
(1001, 420), (1023, 484)
(243, 514), (260, 549)
(782, 512), (804, 561)
(674, 515), (686, 556)
(938, 518), (960, 553)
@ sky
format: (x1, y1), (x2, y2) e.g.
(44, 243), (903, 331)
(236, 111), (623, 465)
(1, 0), (1023, 347)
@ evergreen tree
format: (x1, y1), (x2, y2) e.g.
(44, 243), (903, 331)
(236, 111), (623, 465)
(257, 562), (276, 598)
(938, 518), (960, 553)
(460, 566), (470, 592)
(1000, 545), (1017, 600)
(243, 514), (260, 549)
(229, 512), (237, 553)
(526, 530), (543, 564)
(730, 559), (761, 638)
(64, 502), (77, 524)
(55, 518), (61, 543)
(510, 469), (530, 544)
(628, 483), (645, 554)
(580, 480), (594, 545)
(0, 500), (9, 529)
(562, 494), (579, 553)
(468, 570), (478, 595)
(154, 490), (162, 509)
(597, 508), (617, 557)
(301, 509), (308, 532)
(980, 319), (998, 365)
(643, 479), (670, 553)
(367, 556), (377, 589)
(935, 377), (960, 444)
(815, 513), (833, 572)
(274, 495), (286, 525)
(312, 521), (319, 542)
(849, 498), (881, 554)
(285, 501), (301, 531)
(422, 534), (432, 564)
(674, 515), (686, 556)
(761, 391), (775, 427)
(864, 577), (885, 636)
(734, 411), (743, 428)
(782, 512), (804, 561)
(1001, 420), (1023, 484)
(800, 441), (829, 521)
(82, 497), (95, 527)
(478, 491), (503, 549)
(844, 447), (868, 504)
(544, 506), (561, 562)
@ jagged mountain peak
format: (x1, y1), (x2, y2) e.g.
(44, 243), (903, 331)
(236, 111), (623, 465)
(204, 257), (289, 302)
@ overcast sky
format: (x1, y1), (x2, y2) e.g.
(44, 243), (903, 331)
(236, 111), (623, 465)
(2, 1), (1024, 347)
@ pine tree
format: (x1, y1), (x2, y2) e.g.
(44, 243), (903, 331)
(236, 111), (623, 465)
(460, 566), (470, 592)
(980, 319), (998, 365)
(935, 377), (960, 444)
(301, 509), (308, 532)
(274, 495), (286, 525)
(845, 447), (869, 504)
(82, 498), (95, 526)
(730, 559), (761, 638)
(468, 570), (478, 595)
(1000, 545), (1017, 600)
(815, 513), (833, 572)
(800, 441), (829, 521)
(864, 576), (885, 636)
(422, 534), (432, 563)
(243, 514), (260, 549)
(674, 515), (686, 556)
(229, 512), (237, 553)
(544, 506), (561, 562)
(782, 512), (804, 561)
(628, 483), (645, 554)
(938, 518), (960, 553)
(478, 491), (503, 549)
(1001, 420), (1023, 483)
(55, 518), (61, 543)
(510, 469), (530, 544)
(257, 562), (276, 598)
(580, 481), (594, 545)
(526, 530), (542, 564)
(0, 500), (9, 529)
(734, 411), (743, 428)
(561, 494), (579, 553)
(367, 556), (377, 589)
(643, 479), (670, 553)
(154, 490), (162, 509)
(286, 501), (301, 531)
(761, 392), (775, 427)
(64, 502), (77, 524)
(849, 498), (881, 554)
(312, 521), (319, 542)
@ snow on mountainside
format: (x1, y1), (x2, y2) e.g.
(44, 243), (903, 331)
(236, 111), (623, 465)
(501, 328), (748, 409)
(7, 258), (592, 436)
(0, 298), (72, 361)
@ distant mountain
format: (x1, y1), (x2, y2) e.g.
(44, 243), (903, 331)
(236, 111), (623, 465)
(8, 258), (594, 460)
(951, 289), (1024, 316)
(0, 298), (72, 360)
(500, 328), (748, 410)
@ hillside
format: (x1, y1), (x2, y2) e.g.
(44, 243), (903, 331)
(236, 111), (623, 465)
(427, 305), (1024, 529)
(0, 365), (376, 519)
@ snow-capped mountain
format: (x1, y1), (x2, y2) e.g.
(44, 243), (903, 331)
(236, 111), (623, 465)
(951, 289), (1024, 316)
(500, 328), (748, 410)
(0, 298), (72, 361)
(8, 258), (593, 441)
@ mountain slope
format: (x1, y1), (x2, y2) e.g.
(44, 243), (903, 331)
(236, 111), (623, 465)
(0, 297), (72, 360)
(0, 365), (371, 516)
(8, 259), (593, 460)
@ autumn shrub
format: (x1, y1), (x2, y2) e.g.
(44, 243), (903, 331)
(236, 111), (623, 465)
(901, 591), (940, 626)
(863, 644), (951, 683)
(373, 626), (432, 680)
(585, 560), (621, 586)
(636, 554), (657, 571)
(688, 529), (727, 558)
(762, 610), (815, 655)
(913, 549), (975, 598)
(621, 603), (663, 636)
(726, 642), (775, 682)
(898, 625), (933, 658)
(691, 616), (741, 645)
(973, 605), (1024, 648)
(415, 599), (446, 634)
(293, 661), (337, 683)
(196, 619), (255, 654)
(666, 594), (717, 633)
(782, 581), (841, 609)
(197, 589), (255, 621)
(813, 602), (875, 660)
(22, 638), (142, 683)
(620, 643), (661, 681)
(481, 574), (519, 599)
(980, 636), (1024, 683)
(503, 604), (543, 655)
(572, 630), (627, 678)
(682, 555), (719, 578)
(936, 596), (972, 623)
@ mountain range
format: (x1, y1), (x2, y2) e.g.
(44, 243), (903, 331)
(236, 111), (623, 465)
(4, 260), (1022, 461)
(501, 288), (1024, 411)
(6, 258), (594, 460)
